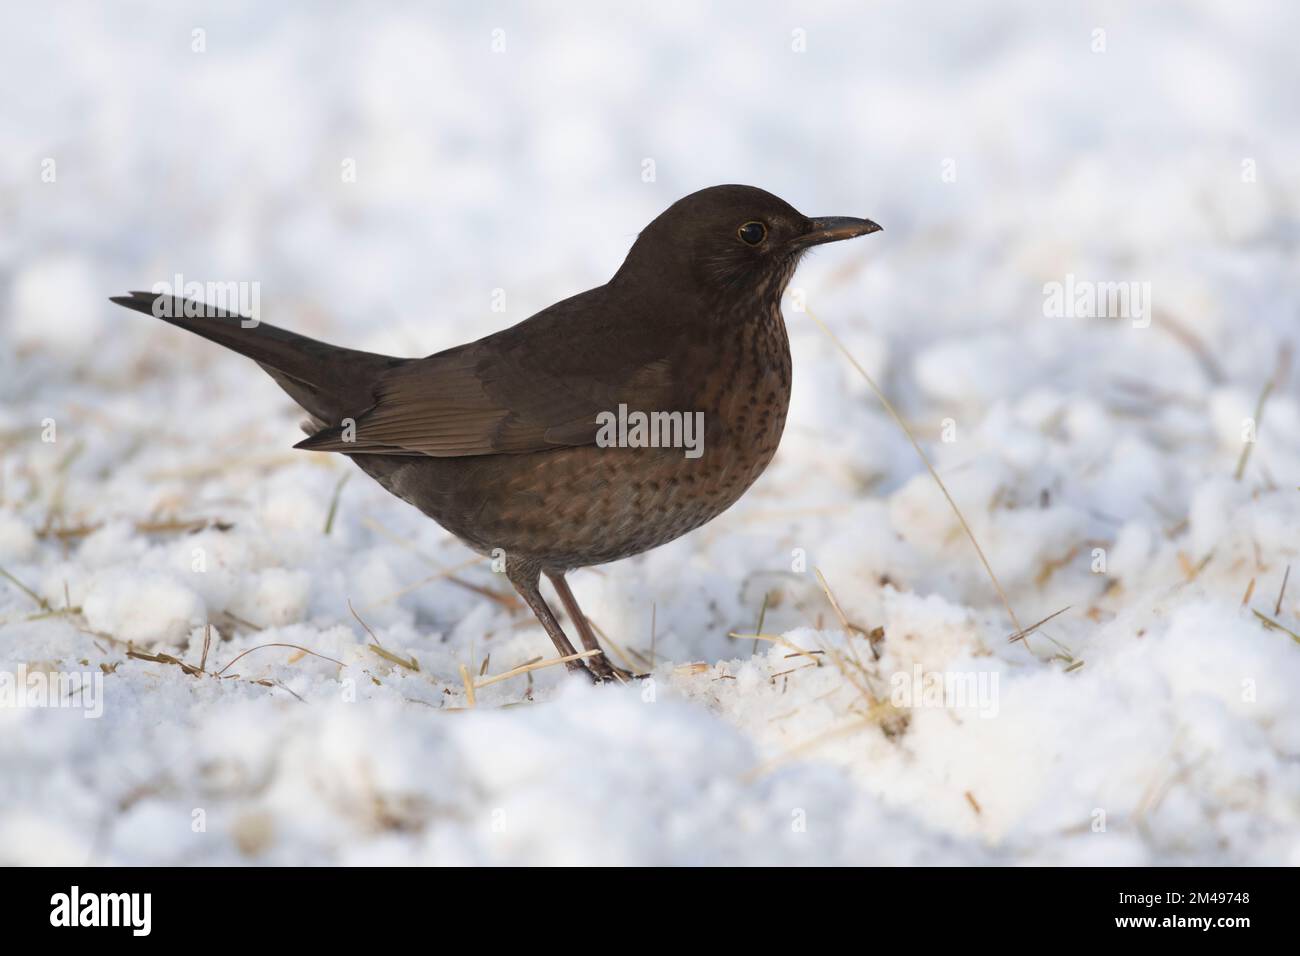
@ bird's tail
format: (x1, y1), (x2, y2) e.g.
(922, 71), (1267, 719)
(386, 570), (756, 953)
(110, 291), (398, 425)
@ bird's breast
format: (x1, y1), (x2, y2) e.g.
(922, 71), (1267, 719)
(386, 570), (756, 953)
(687, 304), (792, 489)
(364, 306), (795, 569)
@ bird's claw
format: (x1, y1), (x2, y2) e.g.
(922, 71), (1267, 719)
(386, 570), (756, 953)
(582, 654), (641, 684)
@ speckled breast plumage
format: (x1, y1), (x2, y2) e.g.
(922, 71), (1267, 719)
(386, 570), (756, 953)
(354, 305), (792, 571)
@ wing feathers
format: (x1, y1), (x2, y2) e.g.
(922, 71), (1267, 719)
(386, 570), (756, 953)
(295, 289), (684, 458)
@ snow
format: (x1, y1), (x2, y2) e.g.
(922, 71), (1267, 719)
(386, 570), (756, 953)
(3, 0), (1300, 865)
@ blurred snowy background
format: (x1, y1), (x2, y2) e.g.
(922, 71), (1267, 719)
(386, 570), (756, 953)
(2, 0), (1300, 864)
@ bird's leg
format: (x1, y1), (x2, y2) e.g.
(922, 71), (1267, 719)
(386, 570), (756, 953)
(505, 562), (590, 677)
(545, 570), (637, 683)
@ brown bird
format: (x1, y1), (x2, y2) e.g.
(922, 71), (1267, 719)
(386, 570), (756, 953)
(112, 184), (880, 681)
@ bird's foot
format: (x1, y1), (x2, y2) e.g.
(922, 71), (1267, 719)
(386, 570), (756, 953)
(582, 653), (640, 684)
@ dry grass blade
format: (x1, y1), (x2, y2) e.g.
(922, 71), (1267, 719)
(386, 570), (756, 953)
(126, 647), (205, 677)
(358, 557), (482, 610)
(803, 303), (1028, 649)
(1234, 344), (1291, 481)
(727, 630), (821, 667)
(368, 644), (419, 671)
(750, 592), (769, 657)
(360, 517), (520, 611)
(1252, 609), (1300, 645)
(445, 576), (522, 612)
(323, 471), (351, 535)
(0, 566), (51, 610)
(349, 600), (416, 668)
(267, 679), (306, 703)
(585, 617), (643, 673)
(474, 649), (602, 690)
(1275, 565), (1291, 617)
(744, 715), (879, 780)
(813, 568), (874, 640)
(215, 643), (345, 677)
(1006, 605), (1072, 643)
(1156, 311), (1226, 384)
(348, 599), (383, 646)
(35, 517), (234, 541)
(361, 516), (440, 564)
(812, 568), (883, 705)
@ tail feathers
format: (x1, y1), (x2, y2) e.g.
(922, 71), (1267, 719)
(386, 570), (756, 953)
(111, 291), (400, 425)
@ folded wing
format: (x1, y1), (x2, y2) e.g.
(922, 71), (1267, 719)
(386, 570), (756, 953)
(295, 289), (682, 457)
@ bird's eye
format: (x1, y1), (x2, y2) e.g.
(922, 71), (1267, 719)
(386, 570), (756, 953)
(737, 221), (767, 245)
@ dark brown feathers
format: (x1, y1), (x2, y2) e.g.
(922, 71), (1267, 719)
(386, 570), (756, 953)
(110, 184), (881, 682)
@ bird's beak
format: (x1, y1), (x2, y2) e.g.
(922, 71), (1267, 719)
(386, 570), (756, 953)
(795, 216), (883, 248)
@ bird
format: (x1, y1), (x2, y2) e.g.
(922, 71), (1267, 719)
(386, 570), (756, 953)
(112, 184), (880, 682)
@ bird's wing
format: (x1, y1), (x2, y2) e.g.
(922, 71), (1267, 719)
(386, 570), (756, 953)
(295, 289), (683, 457)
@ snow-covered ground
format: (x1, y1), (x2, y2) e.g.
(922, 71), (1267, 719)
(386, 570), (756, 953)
(3, 1), (1300, 865)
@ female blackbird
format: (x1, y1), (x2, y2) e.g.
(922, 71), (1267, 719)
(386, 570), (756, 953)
(113, 184), (880, 681)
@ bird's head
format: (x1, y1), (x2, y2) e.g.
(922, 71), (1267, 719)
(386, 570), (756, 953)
(615, 184), (881, 307)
